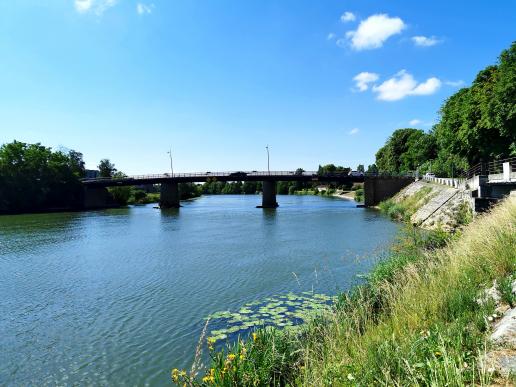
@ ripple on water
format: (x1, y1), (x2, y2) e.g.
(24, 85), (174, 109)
(0, 196), (399, 385)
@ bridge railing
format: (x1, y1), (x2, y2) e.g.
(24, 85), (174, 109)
(81, 171), (321, 183)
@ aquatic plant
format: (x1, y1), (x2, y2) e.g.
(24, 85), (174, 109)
(205, 292), (336, 345)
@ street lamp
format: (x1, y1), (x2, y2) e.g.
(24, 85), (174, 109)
(266, 145), (270, 175)
(167, 148), (174, 176)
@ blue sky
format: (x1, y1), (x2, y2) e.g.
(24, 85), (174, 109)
(0, 1), (514, 174)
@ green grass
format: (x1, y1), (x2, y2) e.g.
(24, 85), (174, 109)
(172, 197), (516, 386)
(379, 186), (434, 222)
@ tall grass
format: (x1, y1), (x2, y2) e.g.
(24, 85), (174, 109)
(173, 197), (516, 386)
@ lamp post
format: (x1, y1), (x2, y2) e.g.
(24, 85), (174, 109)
(266, 145), (270, 175)
(167, 149), (174, 176)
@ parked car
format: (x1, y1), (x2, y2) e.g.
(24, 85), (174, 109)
(349, 171), (364, 177)
(425, 172), (435, 177)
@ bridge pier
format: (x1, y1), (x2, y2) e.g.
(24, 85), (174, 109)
(83, 187), (116, 209)
(160, 182), (180, 208)
(364, 176), (413, 207)
(258, 180), (279, 208)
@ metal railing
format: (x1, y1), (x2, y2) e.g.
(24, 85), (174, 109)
(81, 171), (320, 183)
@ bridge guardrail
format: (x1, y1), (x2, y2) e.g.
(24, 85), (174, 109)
(81, 171), (321, 183)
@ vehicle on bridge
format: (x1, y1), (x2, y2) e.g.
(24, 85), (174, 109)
(228, 171), (248, 179)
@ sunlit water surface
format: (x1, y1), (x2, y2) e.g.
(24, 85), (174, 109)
(0, 195), (400, 385)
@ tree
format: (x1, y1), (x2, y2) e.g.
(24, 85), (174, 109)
(108, 172), (132, 205)
(376, 129), (436, 173)
(356, 164), (365, 173)
(433, 41), (516, 166)
(98, 159), (117, 178)
(0, 140), (84, 213)
(367, 164), (378, 173)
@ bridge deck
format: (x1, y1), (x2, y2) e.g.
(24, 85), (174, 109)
(81, 171), (365, 187)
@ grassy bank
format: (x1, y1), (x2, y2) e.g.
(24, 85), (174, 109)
(173, 197), (515, 386)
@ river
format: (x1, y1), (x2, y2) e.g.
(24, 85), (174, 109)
(0, 194), (400, 385)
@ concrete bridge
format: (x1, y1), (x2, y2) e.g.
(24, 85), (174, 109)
(81, 170), (414, 209)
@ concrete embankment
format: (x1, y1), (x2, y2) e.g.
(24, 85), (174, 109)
(387, 180), (472, 232)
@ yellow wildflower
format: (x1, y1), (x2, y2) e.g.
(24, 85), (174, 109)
(252, 333), (258, 342)
(227, 353), (236, 362)
(171, 368), (179, 382)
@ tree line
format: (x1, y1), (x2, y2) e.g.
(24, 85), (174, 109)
(0, 141), (86, 213)
(374, 41), (515, 177)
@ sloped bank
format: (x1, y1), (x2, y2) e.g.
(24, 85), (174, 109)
(379, 180), (473, 232)
(171, 196), (516, 386)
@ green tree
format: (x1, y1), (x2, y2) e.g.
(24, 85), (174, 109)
(433, 41), (516, 166)
(375, 129), (436, 173)
(367, 164), (378, 173)
(356, 164), (365, 173)
(0, 141), (84, 213)
(98, 159), (117, 178)
(108, 172), (132, 205)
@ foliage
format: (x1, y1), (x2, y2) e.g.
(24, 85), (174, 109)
(354, 188), (364, 202)
(367, 163), (378, 173)
(434, 42), (516, 165)
(108, 172), (132, 205)
(98, 158), (117, 178)
(317, 164), (350, 176)
(0, 140), (85, 213)
(498, 275), (515, 307)
(356, 164), (365, 173)
(180, 183), (202, 200)
(375, 128), (436, 173)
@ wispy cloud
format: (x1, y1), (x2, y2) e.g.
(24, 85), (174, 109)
(445, 80), (465, 87)
(340, 12), (356, 23)
(372, 70), (441, 101)
(353, 72), (379, 91)
(327, 32), (336, 40)
(349, 128), (360, 135)
(137, 2), (154, 15)
(74, 0), (117, 15)
(409, 119), (422, 126)
(412, 35), (440, 47)
(346, 14), (405, 50)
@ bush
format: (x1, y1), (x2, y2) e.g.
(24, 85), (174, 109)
(354, 188), (364, 202)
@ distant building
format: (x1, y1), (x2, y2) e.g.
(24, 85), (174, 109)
(85, 169), (100, 179)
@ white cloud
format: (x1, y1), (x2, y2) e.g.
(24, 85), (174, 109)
(412, 35), (440, 47)
(137, 3), (154, 15)
(75, 0), (93, 12)
(353, 72), (379, 91)
(409, 119), (422, 126)
(327, 32), (336, 40)
(349, 128), (360, 135)
(346, 14), (405, 50)
(340, 12), (356, 23)
(445, 80), (465, 87)
(74, 0), (117, 15)
(372, 70), (441, 101)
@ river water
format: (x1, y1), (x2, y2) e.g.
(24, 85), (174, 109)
(0, 195), (400, 385)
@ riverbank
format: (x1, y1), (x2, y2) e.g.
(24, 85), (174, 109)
(172, 196), (515, 385)
(331, 190), (356, 201)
